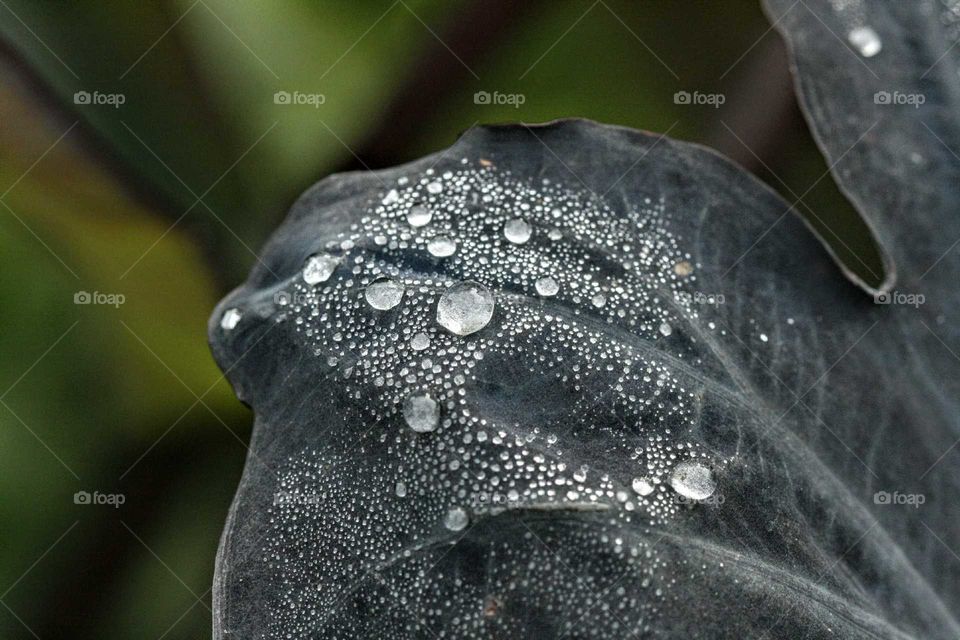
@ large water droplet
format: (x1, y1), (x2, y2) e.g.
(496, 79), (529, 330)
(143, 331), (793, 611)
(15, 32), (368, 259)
(220, 308), (242, 330)
(669, 461), (716, 501)
(535, 276), (559, 297)
(427, 235), (457, 257)
(403, 393), (439, 433)
(659, 322), (673, 337)
(364, 278), (404, 310)
(444, 506), (469, 531)
(302, 254), (339, 285)
(436, 281), (495, 336)
(407, 205), (433, 227)
(395, 481), (407, 497)
(503, 218), (532, 244)
(631, 477), (655, 496)
(848, 26), (881, 57)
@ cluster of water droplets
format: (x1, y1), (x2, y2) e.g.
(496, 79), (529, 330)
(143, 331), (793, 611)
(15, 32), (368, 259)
(221, 159), (729, 637)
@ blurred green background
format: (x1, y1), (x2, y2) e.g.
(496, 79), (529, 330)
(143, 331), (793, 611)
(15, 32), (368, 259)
(0, 1), (881, 638)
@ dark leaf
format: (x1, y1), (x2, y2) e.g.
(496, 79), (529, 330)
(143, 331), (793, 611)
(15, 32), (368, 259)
(209, 120), (959, 638)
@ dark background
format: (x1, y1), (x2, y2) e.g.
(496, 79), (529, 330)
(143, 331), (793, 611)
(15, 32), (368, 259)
(0, 1), (881, 638)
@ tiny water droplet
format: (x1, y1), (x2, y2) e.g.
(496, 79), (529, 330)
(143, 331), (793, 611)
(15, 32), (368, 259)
(659, 322), (672, 337)
(395, 481), (407, 497)
(444, 506), (469, 531)
(302, 254), (339, 285)
(669, 461), (716, 501)
(364, 278), (404, 310)
(848, 26), (882, 57)
(220, 308), (242, 330)
(632, 477), (655, 496)
(427, 235), (457, 257)
(535, 276), (559, 297)
(437, 281), (495, 336)
(407, 205), (433, 227)
(503, 218), (532, 244)
(410, 332), (431, 351)
(403, 393), (439, 433)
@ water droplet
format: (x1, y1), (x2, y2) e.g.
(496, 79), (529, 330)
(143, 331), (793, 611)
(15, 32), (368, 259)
(548, 228), (563, 241)
(220, 308), (242, 330)
(760, 333), (769, 343)
(364, 278), (404, 310)
(659, 322), (672, 337)
(631, 477), (655, 496)
(674, 260), (693, 277)
(407, 205), (433, 227)
(382, 189), (399, 205)
(444, 506), (469, 531)
(427, 235), (457, 257)
(426, 180), (443, 194)
(848, 26), (881, 57)
(669, 461), (716, 501)
(410, 332), (431, 351)
(402, 393), (439, 433)
(503, 218), (532, 244)
(535, 276), (559, 297)
(302, 254), (339, 285)
(395, 481), (407, 497)
(591, 293), (606, 308)
(436, 281), (495, 336)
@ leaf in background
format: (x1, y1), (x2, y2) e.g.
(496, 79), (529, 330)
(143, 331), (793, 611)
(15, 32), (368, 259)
(209, 120), (960, 638)
(763, 0), (960, 297)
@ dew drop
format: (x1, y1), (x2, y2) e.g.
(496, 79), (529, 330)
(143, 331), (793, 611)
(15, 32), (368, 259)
(220, 308), (242, 330)
(410, 332), (431, 351)
(436, 281), (495, 336)
(659, 322), (672, 337)
(591, 293), (606, 308)
(427, 235), (457, 257)
(848, 26), (881, 57)
(402, 393), (439, 433)
(407, 205), (433, 227)
(426, 180), (443, 194)
(444, 506), (469, 531)
(503, 218), (532, 244)
(669, 461), (716, 501)
(364, 278), (405, 310)
(395, 481), (407, 497)
(673, 260), (693, 277)
(631, 477), (655, 496)
(302, 254), (339, 285)
(535, 276), (559, 297)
